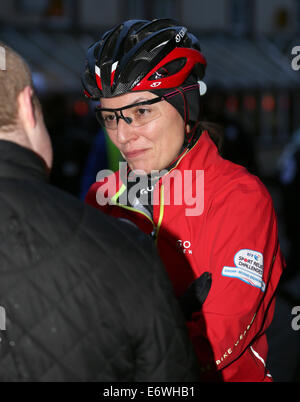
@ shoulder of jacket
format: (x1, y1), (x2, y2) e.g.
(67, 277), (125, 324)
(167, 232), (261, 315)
(213, 162), (273, 207)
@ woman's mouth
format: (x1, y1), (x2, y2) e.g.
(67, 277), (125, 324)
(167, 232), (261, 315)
(123, 149), (149, 159)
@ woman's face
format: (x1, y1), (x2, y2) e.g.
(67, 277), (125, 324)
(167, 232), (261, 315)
(100, 91), (185, 174)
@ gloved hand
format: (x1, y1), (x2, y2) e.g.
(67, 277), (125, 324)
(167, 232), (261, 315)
(178, 272), (212, 321)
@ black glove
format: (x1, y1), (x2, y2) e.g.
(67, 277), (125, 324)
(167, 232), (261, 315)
(179, 272), (212, 321)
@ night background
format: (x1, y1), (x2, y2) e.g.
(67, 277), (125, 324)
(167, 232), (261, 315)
(1, 0), (300, 381)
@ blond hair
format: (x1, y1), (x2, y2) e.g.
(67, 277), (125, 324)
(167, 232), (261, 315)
(0, 42), (40, 133)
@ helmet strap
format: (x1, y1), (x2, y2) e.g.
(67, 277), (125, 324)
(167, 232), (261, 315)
(176, 86), (189, 131)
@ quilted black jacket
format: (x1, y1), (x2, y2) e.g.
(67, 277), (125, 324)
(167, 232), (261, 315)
(0, 140), (199, 381)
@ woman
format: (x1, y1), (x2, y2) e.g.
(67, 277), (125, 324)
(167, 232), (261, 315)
(82, 19), (285, 381)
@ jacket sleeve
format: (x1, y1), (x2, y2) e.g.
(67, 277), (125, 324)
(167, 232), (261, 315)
(187, 179), (285, 380)
(133, 242), (200, 381)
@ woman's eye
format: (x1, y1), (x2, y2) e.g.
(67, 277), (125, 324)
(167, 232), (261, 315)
(136, 108), (150, 116)
(103, 114), (115, 121)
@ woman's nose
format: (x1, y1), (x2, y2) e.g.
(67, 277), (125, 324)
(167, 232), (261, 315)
(116, 117), (137, 144)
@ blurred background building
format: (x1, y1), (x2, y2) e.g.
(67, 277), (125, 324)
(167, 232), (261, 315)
(1, 0), (300, 381)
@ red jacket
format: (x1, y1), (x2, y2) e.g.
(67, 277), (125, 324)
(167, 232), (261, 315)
(86, 130), (285, 382)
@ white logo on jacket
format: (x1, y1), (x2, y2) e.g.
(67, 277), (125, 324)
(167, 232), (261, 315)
(177, 240), (192, 255)
(222, 249), (265, 292)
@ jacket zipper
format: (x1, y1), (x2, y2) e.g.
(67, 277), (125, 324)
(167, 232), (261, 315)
(110, 183), (165, 244)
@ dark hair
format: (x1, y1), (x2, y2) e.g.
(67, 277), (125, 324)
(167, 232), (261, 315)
(198, 121), (224, 154)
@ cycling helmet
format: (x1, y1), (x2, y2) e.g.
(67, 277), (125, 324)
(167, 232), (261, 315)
(82, 18), (207, 100)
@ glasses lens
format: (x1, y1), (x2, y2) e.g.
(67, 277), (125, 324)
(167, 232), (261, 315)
(95, 97), (163, 129)
(122, 103), (161, 127)
(97, 110), (118, 129)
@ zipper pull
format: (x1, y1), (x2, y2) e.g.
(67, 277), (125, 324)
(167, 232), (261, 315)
(150, 228), (157, 240)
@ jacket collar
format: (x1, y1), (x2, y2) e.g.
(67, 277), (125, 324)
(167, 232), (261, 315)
(0, 140), (49, 182)
(164, 129), (223, 175)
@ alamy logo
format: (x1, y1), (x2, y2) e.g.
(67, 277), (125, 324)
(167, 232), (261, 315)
(291, 306), (300, 331)
(0, 306), (6, 330)
(0, 45), (6, 71)
(96, 162), (205, 217)
(291, 46), (300, 71)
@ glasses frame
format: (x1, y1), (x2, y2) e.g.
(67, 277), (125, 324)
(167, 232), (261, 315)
(95, 95), (166, 129)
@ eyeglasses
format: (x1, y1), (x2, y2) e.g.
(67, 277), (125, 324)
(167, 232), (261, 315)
(95, 96), (166, 130)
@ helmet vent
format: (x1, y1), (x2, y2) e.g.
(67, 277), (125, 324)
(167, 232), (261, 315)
(149, 58), (187, 81)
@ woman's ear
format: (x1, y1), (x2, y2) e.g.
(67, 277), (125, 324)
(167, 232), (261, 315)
(186, 124), (191, 134)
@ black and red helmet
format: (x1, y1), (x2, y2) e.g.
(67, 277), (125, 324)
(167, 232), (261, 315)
(82, 18), (207, 99)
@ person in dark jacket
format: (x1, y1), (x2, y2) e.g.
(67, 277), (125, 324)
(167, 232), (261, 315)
(0, 42), (200, 381)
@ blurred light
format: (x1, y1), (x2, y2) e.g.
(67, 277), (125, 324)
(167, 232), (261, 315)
(261, 95), (275, 112)
(32, 72), (47, 92)
(274, 7), (289, 29)
(243, 95), (256, 111)
(46, 0), (64, 16)
(278, 96), (290, 109)
(73, 100), (89, 116)
(225, 96), (238, 113)
(62, 161), (79, 177)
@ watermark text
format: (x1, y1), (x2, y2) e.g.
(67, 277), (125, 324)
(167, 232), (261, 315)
(291, 306), (300, 331)
(291, 46), (300, 71)
(0, 306), (6, 330)
(95, 162), (204, 216)
(0, 45), (6, 71)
